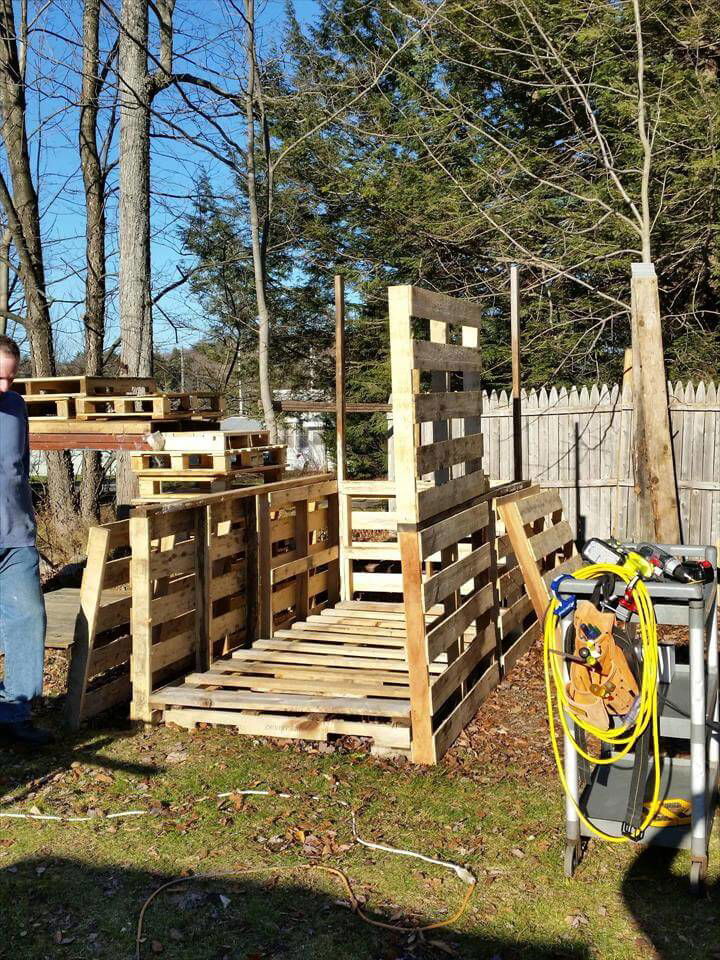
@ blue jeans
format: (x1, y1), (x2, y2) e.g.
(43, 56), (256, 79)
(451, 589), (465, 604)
(0, 546), (46, 724)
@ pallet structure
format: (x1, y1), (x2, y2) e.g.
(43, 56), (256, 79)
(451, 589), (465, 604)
(64, 520), (133, 728)
(60, 286), (572, 763)
(131, 430), (286, 501)
(20, 375), (225, 450)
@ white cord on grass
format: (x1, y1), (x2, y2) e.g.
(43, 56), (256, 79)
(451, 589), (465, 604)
(351, 811), (475, 886)
(0, 789), (475, 889)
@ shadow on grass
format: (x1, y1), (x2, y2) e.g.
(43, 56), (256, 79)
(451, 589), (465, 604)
(0, 855), (594, 960)
(0, 722), (162, 807)
(621, 846), (720, 960)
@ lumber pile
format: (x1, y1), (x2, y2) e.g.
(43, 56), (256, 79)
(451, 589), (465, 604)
(131, 429), (286, 500)
(16, 375), (223, 431)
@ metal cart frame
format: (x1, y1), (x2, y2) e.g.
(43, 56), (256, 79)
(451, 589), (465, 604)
(556, 544), (718, 890)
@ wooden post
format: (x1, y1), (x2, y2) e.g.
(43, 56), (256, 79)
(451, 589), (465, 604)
(325, 491), (341, 604)
(257, 492), (272, 638)
(335, 275), (354, 601)
(388, 285), (435, 765)
(194, 505), (211, 670)
(611, 347), (634, 539)
(510, 264), (522, 482)
(630, 263), (681, 542)
(243, 497), (259, 644)
(430, 318), (449, 485)
(129, 514), (153, 722)
(294, 498), (310, 620)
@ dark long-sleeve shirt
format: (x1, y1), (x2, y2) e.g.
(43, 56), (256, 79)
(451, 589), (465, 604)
(0, 390), (36, 547)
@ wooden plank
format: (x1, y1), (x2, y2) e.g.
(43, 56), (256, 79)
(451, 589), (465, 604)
(81, 675), (133, 720)
(409, 285), (484, 328)
(232, 646), (414, 673)
(256, 636), (408, 660)
(102, 555), (131, 590)
(420, 501), (489, 557)
(528, 520), (574, 562)
(417, 469), (489, 521)
(339, 480), (396, 496)
(412, 339), (483, 372)
(415, 390), (484, 423)
(150, 684), (411, 719)
(63, 526), (111, 729)
(416, 433), (483, 476)
(345, 542), (401, 560)
(269, 480), (337, 509)
(129, 515), (154, 722)
(88, 634), (132, 675)
(184, 670), (409, 699)
(497, 497), (552, 620)
(271, 546), (339, 583)
(423, 541), (492, 608)
(516, 490), (563, 526)
(95, 595), (132, 634)
(257, 494), (272, 637)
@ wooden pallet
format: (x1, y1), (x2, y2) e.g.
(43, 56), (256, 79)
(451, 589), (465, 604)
(496, 485), (581, 620)
(25, 395), (74, 420)
(152, 600), (413, 755)
(130, 445), (285, 473)
(14, 375), (156, 397)
(76, 392), (223, 420)
(63, 520), (133, 729)
(159, 430), (270, 452)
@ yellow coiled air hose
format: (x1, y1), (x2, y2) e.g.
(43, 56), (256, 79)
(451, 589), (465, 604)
(543, 563), (661, 842)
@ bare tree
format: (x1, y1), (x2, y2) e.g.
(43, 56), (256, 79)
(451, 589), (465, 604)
(0, 0), (76, 521)
(242, 0), (276, 441)
(115, 0), (174, 507)
(79, 0), (117, 520)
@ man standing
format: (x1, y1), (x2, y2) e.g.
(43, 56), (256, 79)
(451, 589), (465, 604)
(0, 335), (51, 745)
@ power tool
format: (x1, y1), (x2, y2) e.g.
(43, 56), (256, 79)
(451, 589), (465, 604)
(633, 542), (715, 584)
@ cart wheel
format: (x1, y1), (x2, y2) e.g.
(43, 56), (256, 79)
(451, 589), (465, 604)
(690, 860), (706, 895)
(564, 841), (581, 878)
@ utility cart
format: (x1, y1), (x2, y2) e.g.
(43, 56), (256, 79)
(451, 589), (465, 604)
(556, 543), (718, 891)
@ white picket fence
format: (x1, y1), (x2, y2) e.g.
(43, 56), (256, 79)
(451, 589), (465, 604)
(480, 381), (720, 546)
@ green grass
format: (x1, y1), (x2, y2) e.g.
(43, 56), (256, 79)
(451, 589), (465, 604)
(0, 718), (718, 960)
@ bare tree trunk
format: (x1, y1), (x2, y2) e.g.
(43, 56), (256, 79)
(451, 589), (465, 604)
(0, 226), (10, 335)
(244, 0), (277, 442)
(118, 0), (153, 380)
(116, 0), (153, 510)
(79, 0), (107, 521)
(115, 0), (175, 511)
(0, 0), (76, 521)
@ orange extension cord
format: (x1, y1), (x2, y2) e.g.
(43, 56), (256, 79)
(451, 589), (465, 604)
(136, 863), (476, 958)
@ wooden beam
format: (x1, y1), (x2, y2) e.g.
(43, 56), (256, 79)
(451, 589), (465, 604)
(388, 285), (435, 764)
(630, 263), (681, 542)
(510, 263), (522, 482)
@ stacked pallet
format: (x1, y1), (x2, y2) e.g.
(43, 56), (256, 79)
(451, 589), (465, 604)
(15, 375), (223, 427)
(131, 429), (286, 500)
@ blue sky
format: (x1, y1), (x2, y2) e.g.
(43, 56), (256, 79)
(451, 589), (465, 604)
(11, 0), (321, 364)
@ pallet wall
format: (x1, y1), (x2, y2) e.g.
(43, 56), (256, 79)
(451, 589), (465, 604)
(129, 476), (339, 721)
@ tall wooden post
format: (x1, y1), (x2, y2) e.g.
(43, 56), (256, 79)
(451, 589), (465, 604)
(335, 275), (353, 599)
(630, 263), (680, 543)
(510, 264), (522, 482)
(389, 285), (435, 764)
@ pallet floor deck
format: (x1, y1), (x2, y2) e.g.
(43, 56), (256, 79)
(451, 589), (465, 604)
(151, 600), (414, 755)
